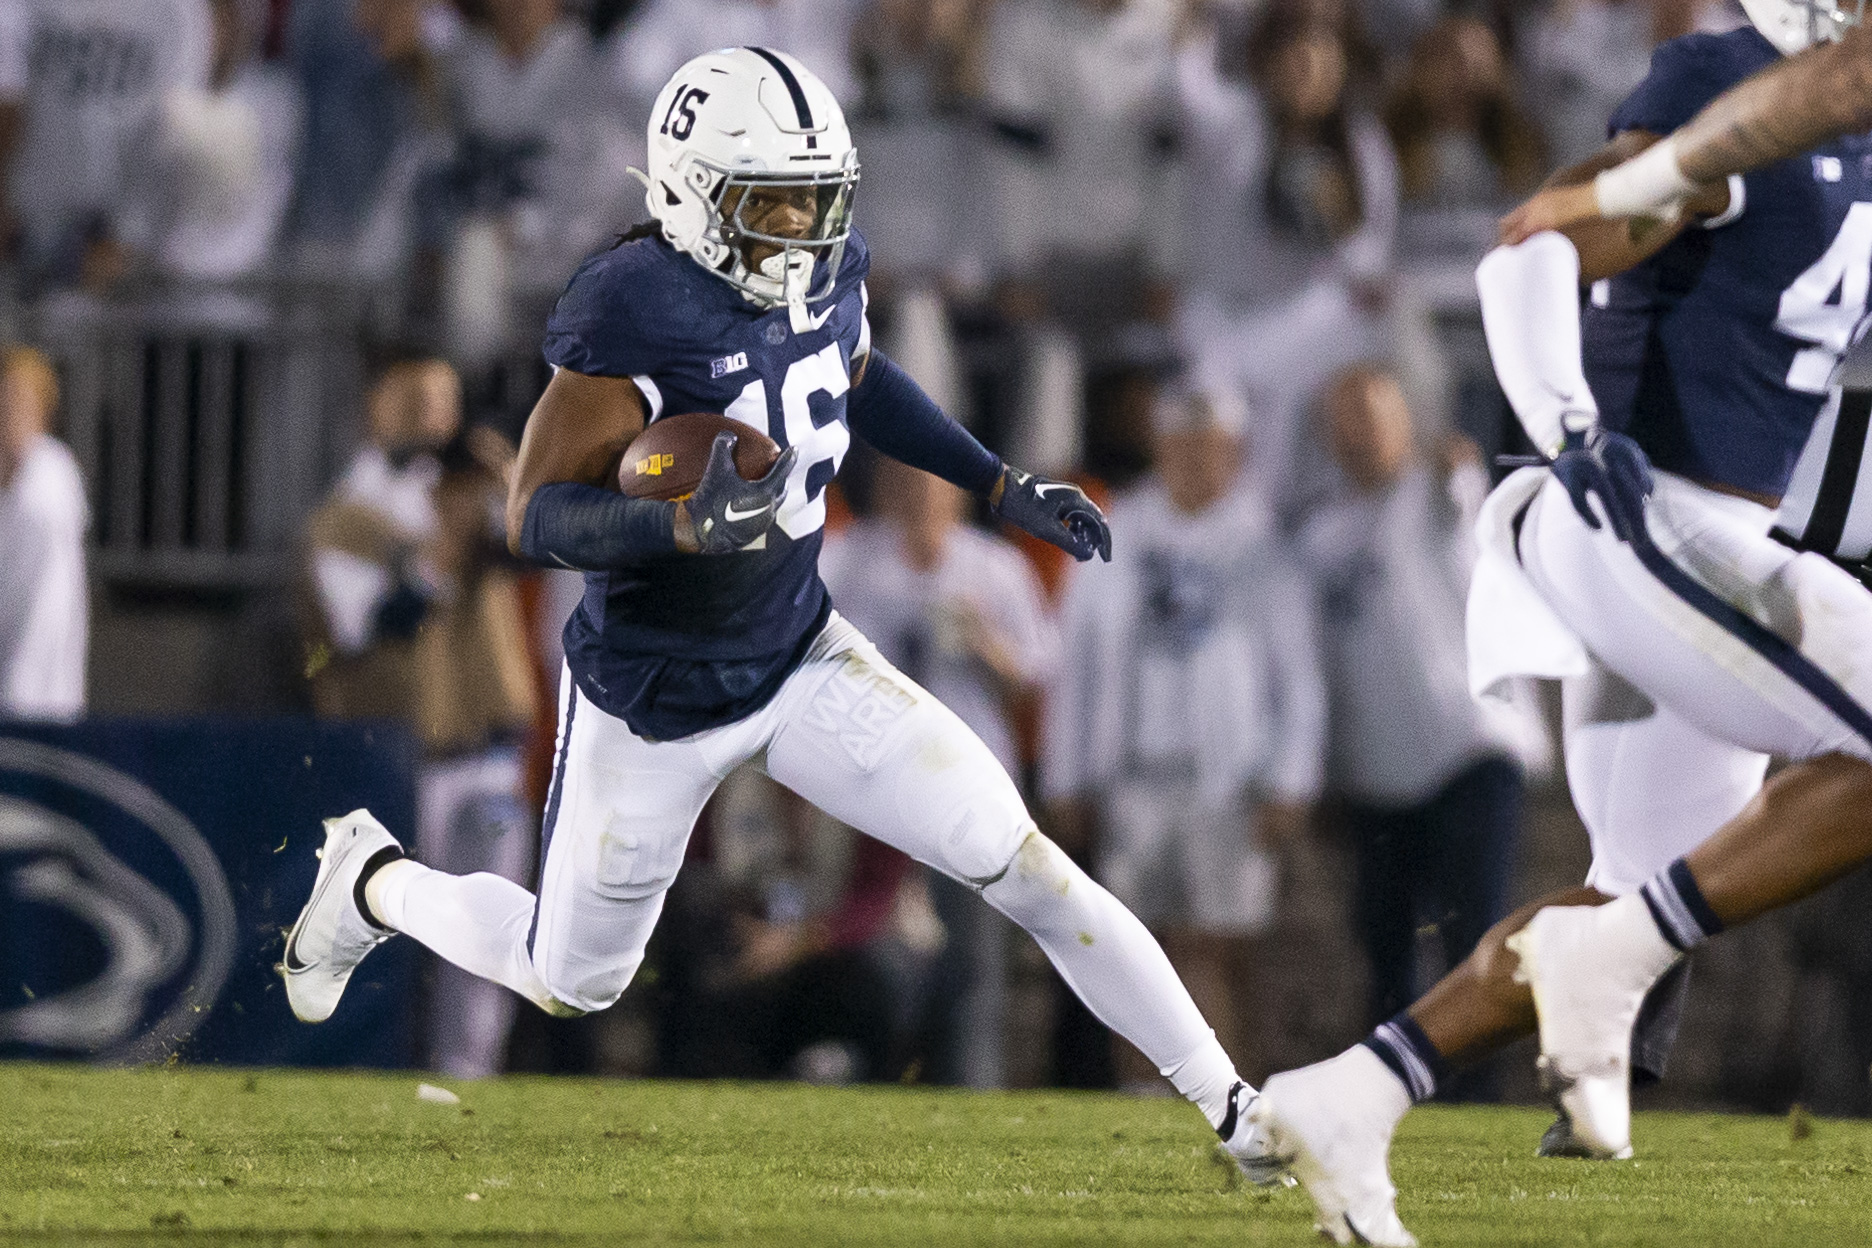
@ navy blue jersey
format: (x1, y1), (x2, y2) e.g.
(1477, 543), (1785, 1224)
(1584, 28), (1872, 498)
(541, 231), (868, 739)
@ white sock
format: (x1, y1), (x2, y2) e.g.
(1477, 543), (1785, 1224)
(1338, 1045), (1412, 1130)
(364, 858), (422, 928)
(1597, 894), (1685, 988)
(371, 860), (553, 1007)
(981, 832), (1243, 1127)
(1160, 1034), (1246, 1133)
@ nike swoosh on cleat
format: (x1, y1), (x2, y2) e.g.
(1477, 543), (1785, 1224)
(282, 930), (314, 973)
(283, 833), (353, 974)
(1032, 483), (1074, 498)
(723, 501), (771, 522)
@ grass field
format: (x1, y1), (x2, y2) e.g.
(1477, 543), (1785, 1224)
(2, 1065), (1869, 1246)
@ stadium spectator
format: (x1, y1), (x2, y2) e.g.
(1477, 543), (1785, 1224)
(303, 347), (539, 1078)
(0, 0), (214, 290)
(123, 0), (304, 282)
(1519, 0), (1737, 171)
(1299, 364), (1546, 1032)
(980, 0), (1180, 331)
(0, 346), (87, 721)
(847, 0), (992, 283)
(1385, 17), (1544, 212)
(821, 454), (1059, 1087)
(284, 0), (457, 284)
(1044, 381), (1325, 1087)
(1170, 0), (1399, 518)
(429, 0), (630, 359)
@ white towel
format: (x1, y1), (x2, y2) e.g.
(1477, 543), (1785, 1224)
(1466, 468), (1590, 701)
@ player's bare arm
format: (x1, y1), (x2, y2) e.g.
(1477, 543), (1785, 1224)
(1534, 131), (1733, 281)
(1672, 18), (1872, 181)
(506, 366), (719, 557)
(1505, 18), (1872, 242)
(506, 368), (647, 547)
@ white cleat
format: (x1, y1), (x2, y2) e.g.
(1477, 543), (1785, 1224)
(279, 809), (402, 1023)
(1250, 1048), (1418, 1248)
(1217, 1081), (1294, 1188)
(1506, 902), (1678, 1161)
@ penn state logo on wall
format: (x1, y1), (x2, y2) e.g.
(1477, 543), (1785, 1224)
(0, 739), (236, 1062)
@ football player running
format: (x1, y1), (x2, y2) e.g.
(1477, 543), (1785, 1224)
(279, 48), (1279, 1181)
(1246, 6), (1872, 1244)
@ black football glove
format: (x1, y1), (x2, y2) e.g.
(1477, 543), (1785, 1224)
(686, 432), (797, 555)
(1551, 423), (1653, 545)
(992, 465), (1112, 563)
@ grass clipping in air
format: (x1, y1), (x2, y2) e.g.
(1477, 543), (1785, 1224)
(1, 1064), (1869, 1245)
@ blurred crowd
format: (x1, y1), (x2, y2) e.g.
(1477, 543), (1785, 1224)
(0, 0), (1762, 1085)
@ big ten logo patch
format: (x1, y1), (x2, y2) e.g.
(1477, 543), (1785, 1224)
(635, 452), (676, 478)
(803, 652), (917, 770)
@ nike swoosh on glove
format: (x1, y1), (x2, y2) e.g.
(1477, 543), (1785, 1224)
(993, 466), (1112, 562)
(688, 432), (797, 555)
(1551, 427), (1653, 544)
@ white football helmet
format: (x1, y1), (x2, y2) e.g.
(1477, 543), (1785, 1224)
(636, 48), (859, 315)
(1741, 0), (1865, 55)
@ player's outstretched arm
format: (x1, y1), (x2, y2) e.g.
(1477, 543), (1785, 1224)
(844, 348), (1112, 562)
(1504, 23), (1872, 241)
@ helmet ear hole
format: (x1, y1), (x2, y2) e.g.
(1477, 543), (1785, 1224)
(662, 183), (681, 207)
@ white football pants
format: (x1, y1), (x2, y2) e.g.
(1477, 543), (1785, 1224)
(1519, 473), (1872, 895)
(375, 614), (1232, 1096)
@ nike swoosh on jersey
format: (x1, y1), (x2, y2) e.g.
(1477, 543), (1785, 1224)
(723, 501), (773, 522)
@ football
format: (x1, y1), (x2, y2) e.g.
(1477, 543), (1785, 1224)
(617, 411), (783, 500)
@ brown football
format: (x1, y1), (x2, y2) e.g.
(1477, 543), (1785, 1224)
(617, 411), (783, 501)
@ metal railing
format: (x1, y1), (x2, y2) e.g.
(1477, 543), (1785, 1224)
(33, 283), (379, 590)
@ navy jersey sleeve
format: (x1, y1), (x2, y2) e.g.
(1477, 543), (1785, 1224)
(541, 247), (663, 378)
(1608, 31), (1775, 138)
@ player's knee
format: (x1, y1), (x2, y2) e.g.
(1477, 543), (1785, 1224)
(533, 956), (634, 1018)
(924, 783), (1037, 885)
(1770, 555), (1872, 749)
(979, 828), (1096, 926)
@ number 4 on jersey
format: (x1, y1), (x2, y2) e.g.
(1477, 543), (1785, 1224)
(1777, 202), (1872, 394)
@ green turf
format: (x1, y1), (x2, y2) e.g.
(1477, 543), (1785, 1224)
(1, 1065), (1868, 1246)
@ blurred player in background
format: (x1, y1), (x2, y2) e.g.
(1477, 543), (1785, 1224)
(1247, 5), (1872, 1244)
(281, 47), (1284, 1183)
(1044, 381), (1324, 1089)
(0, 347), (86, 720)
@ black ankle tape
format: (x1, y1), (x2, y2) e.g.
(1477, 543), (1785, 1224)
(354, 846), (406, 933)
(1215, 1080), (1246, 1141)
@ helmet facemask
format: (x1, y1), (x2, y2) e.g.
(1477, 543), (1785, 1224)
(1743, 0), (1865, 53)
(1809, 0), (1867, 43)
(709, 166), (859, 308)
